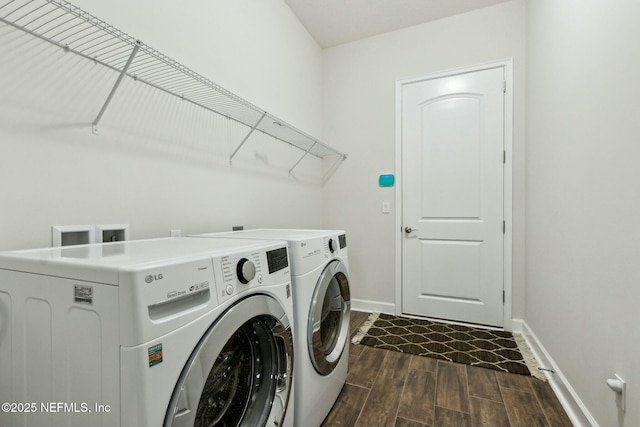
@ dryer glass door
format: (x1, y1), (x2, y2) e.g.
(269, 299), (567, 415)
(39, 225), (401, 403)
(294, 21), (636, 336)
(308, 259), (351, 375)
(165, 295), (293, 427)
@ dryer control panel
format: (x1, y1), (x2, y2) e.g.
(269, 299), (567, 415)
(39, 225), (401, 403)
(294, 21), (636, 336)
(324, 233), (347, 258)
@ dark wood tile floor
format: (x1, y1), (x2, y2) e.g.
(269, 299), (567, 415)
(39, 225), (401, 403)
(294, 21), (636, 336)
(321, 311), (574, 427)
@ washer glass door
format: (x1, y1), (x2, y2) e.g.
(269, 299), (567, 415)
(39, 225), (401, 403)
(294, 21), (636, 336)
(165, 295), (293, 427)
(308, 259), (351, 375)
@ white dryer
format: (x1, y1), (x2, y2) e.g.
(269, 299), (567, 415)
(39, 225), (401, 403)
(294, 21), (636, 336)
(0, 237), (294, 427)
(191, 229), (351, 427)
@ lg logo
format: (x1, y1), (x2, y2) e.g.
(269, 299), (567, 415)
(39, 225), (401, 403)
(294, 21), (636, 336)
(145, 274), (164, 283)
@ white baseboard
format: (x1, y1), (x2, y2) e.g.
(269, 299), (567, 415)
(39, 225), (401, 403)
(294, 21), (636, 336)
(519, 320), (598, 427)
(510, 318), (524, 333)
(350, 298), (395, 315)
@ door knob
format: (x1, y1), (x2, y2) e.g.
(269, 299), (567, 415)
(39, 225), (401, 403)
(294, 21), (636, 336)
(404, 226), (417, 234)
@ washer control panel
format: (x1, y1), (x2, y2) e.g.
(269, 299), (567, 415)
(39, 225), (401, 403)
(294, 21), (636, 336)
(236, 257), (256, 284)
(217, 244), (290, 303)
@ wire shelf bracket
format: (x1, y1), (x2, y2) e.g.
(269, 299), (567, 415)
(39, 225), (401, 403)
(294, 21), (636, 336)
(0, 0), (347, 177)
(92, 40), (140, 135)
(230, 112), (266, 165)
(289, 141), (317, 175)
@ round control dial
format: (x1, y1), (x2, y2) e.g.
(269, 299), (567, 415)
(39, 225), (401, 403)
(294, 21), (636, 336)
(328, 238), (336, 253)
(236, 258), (256, 284)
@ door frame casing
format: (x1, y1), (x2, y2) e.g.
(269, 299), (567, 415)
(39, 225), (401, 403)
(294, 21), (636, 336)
(394, 59), (514, 330)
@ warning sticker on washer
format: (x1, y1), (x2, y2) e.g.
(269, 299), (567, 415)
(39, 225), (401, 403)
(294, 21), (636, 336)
(148, 344), (163, 367)
(74, 285), (93, 305)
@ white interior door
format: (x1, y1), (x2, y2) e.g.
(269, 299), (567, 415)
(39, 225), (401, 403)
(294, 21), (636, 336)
(401, 67), (505, 327)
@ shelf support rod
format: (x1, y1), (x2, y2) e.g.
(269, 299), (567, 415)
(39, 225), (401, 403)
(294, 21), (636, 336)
(322, 154), (348, 183)
(230, 112), (266, 164)
(289, 141), (318, 175)
(92, 40), (141, 135)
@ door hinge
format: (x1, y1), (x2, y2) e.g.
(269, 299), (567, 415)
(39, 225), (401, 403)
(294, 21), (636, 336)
(503, 221), (506, 234)
(503, 150), (506, 164)
(503, 80), (507, 93)
(503, 290), (505, 303)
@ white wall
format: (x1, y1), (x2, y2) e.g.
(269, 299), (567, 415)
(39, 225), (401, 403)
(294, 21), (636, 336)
(0, 0), (325, 251)
(526, 1), (640, 426)
(322, 1), (526, 317)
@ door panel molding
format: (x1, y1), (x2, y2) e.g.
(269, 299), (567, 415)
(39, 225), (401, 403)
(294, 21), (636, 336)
(395, 59), (513, 330)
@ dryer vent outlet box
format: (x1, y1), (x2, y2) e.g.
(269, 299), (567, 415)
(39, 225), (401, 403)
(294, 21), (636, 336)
(101, 229), (126, 242)
(52, 224), (130, 246)
(96, 224), (130, 243)
(52, 225), (95, 247)
(62, 231), (91, 246)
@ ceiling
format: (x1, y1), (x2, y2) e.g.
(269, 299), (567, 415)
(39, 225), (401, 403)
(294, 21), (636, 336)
(284, 0), (512, 48)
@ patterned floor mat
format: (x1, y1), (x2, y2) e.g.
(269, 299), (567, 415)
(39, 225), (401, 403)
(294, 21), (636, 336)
(353, 313), (544, 379)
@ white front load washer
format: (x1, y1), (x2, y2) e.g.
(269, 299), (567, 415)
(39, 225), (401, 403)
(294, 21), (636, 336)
(191, 229), (351, 427)
(0, 237), (295, 427)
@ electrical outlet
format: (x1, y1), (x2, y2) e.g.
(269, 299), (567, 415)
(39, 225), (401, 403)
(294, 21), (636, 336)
(170, 229), (182, 237)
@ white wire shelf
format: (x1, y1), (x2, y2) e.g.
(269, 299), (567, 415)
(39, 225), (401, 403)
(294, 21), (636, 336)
(0, 0), (346, 174)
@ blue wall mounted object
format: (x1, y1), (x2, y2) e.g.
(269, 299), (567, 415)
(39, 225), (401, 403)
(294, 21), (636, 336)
(378, 174), (395, 187)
